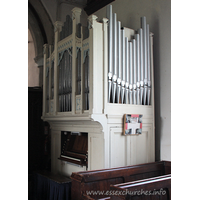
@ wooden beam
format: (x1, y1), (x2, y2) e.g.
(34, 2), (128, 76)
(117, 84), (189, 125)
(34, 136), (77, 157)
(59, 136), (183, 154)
(84, 0), (115, 16)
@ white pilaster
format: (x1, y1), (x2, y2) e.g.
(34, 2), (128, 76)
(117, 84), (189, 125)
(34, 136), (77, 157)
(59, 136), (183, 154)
(54, 21), (63, 114)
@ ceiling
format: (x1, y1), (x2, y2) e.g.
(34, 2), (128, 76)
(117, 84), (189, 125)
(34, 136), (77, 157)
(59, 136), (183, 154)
(60, 0), (87, 7)
(61, 0), (115, 15)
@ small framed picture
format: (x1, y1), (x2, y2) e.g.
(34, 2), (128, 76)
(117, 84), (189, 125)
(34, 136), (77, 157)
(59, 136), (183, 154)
(123, 114), (143, 135)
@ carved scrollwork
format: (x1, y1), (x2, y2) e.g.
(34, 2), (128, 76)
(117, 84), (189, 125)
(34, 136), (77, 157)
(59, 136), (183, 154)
(54, 21), (63, 33)
(87, 15), (98, 29)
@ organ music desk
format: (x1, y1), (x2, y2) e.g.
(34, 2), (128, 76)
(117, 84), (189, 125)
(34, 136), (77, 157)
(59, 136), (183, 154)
(42, 5), (155, 177)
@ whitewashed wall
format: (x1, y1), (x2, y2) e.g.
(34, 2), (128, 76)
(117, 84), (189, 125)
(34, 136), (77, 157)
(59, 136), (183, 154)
(93, 0), (171, 161)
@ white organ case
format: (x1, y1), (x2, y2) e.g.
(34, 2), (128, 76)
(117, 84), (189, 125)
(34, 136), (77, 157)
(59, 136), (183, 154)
(42, 6), (155, 177)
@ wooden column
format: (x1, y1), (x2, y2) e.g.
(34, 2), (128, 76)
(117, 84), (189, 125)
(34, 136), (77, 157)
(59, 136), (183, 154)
(42, 44), (49, 116)
(53, 21), (63, 114)
(72, 7), (82, 114)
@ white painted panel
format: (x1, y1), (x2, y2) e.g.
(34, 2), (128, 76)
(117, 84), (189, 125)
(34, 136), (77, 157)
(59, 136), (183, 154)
(126, 136), (131, 166)
(130, 125), (152, 165)
(135, 131), (148, 164)
(130, 135), (136, 165)
(51, 130), (60, 174)
(61, 161), (86, 177)
(90, 135), (104, 170)
(110, 127), (126, 168)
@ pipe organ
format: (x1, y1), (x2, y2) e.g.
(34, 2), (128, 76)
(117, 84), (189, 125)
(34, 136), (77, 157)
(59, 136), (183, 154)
(107, 6), (152, 105)
(42, 5), (155, 177)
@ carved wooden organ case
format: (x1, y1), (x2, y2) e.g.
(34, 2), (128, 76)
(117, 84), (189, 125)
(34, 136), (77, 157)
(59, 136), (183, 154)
(42, 6), (155, 176)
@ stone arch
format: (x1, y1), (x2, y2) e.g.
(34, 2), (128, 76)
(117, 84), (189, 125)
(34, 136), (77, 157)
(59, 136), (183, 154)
(28, 0), (54, 86)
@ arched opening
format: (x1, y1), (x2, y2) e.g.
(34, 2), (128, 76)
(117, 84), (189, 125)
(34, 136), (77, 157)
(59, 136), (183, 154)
(28, 2), (54, 198)
(28, 29), (40, 87)
(28, 0), (54, 87)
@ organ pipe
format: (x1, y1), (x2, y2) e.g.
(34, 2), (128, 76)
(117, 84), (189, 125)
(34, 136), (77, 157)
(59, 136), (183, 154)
(107, 5), (113, 103)
(121, 28), (125, 104)
(136, 34), (140, 105)
(112, 13), (117, 103)
(117, 21), (121, 80)
(139, 28), (144, 104)
(141, 17), (147, 85)
(129, 42), (133, 104)
(141, 16), (148, 105)
(117, 21), (121, 103)
(132, 39), (137, 105)
(147, 24), (151, 105)
(113, 13), (117, 77)
(125, 37), (129, 104)
(52, 5), (153, 108)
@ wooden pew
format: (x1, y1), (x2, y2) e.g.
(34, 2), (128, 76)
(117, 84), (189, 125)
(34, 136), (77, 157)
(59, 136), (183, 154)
(70, 161), (171, 200)
(110, 174), (171, 200)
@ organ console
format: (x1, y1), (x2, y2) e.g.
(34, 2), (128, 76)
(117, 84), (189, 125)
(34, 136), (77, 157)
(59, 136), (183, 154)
(42, 5), (155, 176)
(59, 131), (88, 167)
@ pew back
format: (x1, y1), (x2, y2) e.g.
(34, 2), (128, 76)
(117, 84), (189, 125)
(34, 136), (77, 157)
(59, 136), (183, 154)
(110, 174), (171, 200)
(70, 161), (171, 200)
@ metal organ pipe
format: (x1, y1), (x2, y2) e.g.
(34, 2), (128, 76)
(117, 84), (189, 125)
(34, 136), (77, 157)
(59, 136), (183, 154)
(146, 24), (151, 105)
(69, 49), (72, 111)
(141, 17), (147, 83)
(121, 28), (125, 83)
(141, 16), (147, 105)
(132, 39), (137, 104)
(117, 22), (121, 80)
(106, 5), (113, 103)
(125, 37), (129, 104)
(129, 42), (133, 85)
(139, 29), (144, 82)
(121, 28), (125, 104)
(149, 32), (153, 106)
(113, 13), (117, 77)
(139, 28), (144, 104)
(66, 51), (69, 111)
(117, 21), (121, 103)
(66, 52), (69, 111)
(84, 52), (89, 110)
(129, 42), (133, 104)
(136, 34), (140, 105)
(136, 34), (140, 84)
(147, 24), (150, 83)
(112, 13), (117, 103)
(125, 37), (129, 83)
(61, 52), (64, 111)
(107, 4), (113, 73)
(105, 5), (151, 105)
(62, 53), (65, 111)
